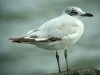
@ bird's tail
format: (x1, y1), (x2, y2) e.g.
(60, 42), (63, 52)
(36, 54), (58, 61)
(9, 37), (62, 43)
(9, 37), (35, 43)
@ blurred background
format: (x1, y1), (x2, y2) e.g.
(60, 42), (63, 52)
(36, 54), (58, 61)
(0, 0), (100, 75)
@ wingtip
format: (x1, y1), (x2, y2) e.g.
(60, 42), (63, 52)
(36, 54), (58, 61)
(8, 38), (14, 40)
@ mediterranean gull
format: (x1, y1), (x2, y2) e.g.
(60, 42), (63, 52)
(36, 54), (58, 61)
(9, 6), (93, 72)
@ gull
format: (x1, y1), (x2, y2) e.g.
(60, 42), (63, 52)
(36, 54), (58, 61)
(9, 6), (93, 72)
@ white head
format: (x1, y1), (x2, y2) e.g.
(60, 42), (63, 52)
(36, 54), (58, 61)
(63, 6), (93, 18)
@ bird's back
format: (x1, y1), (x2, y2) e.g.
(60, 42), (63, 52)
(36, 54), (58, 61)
(37, 14), (78, 38)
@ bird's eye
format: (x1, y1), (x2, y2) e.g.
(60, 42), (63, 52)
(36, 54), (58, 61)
(71, 10), (78, 15)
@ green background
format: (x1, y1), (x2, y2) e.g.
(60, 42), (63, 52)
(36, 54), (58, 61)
(0, 0), (100, 75)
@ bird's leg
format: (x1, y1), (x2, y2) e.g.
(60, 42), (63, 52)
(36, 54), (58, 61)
(64, 49), (69, 71)
(56, 51), (61, 73)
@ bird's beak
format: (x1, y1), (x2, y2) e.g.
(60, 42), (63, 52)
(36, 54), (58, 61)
(80, 13), (93, 17)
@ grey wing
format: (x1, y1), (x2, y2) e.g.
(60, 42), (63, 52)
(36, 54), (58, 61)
(38, 17), (77, 39)
(26, 29), (62, 42)
(26, 16), (77, 42)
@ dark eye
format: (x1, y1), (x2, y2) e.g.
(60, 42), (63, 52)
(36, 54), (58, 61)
(71, 10), (78, 15)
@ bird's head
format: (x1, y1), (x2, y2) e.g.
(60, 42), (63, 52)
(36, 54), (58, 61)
(63, 6), (93, 18)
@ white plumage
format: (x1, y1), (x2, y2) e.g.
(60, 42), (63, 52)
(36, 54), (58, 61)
(26, 9), (84, 50)
(9, 6), (93, 72)
(10, 6), (93, 50)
